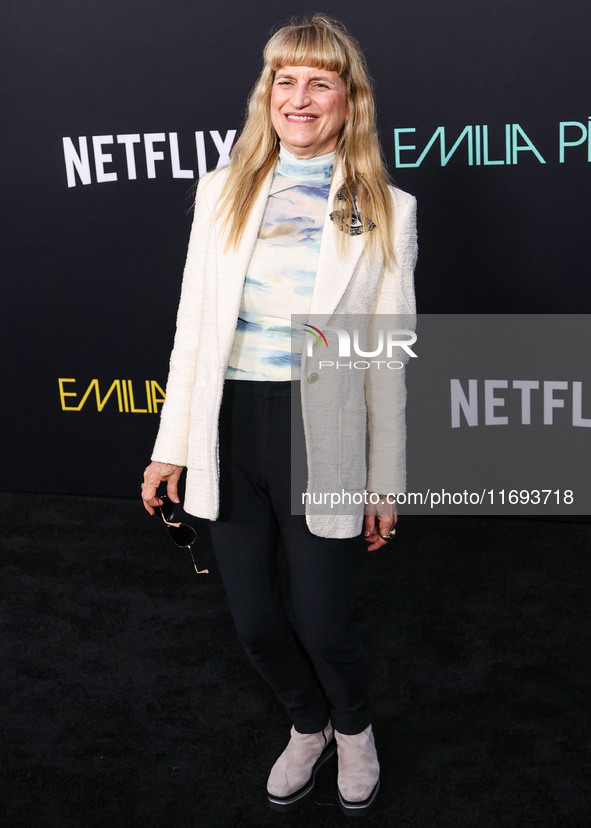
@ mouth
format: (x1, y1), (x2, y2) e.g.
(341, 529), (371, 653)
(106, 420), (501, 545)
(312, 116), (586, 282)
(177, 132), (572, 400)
(285, 113), (318, 122)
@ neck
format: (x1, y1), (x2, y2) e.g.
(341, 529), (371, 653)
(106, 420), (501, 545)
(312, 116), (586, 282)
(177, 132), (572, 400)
(280, 144), (336, 161)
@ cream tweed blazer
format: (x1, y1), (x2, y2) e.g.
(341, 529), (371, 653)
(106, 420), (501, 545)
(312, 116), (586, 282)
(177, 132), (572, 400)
(152, 161), (417, 538)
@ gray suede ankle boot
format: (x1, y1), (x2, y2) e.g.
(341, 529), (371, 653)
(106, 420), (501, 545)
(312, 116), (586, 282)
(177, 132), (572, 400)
(266, 722), (336, 812)
(334, 724), (380, 815)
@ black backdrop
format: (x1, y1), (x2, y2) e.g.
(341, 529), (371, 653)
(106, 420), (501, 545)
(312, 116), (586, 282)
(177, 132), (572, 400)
(3, 0), (590, 497)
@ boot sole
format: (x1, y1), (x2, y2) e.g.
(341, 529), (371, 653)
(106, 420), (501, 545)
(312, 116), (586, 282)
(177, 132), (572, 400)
(267, 738), (337, 812)
(338, 776), (380, 817)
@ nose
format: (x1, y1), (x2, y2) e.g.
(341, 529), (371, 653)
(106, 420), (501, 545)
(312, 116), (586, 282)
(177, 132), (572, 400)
(291, 82), (311, 109)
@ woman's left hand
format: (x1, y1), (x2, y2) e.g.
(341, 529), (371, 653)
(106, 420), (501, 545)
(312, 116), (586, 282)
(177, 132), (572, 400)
(363, 496), (398, 551)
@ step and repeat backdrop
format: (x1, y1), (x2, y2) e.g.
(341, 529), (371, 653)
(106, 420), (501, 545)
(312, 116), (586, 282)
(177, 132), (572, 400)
(2, 0), (590, 507)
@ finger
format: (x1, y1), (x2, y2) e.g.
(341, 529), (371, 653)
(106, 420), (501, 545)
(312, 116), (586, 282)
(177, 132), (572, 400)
(141, 476), (156, 499)
(363, 517), (380, 543)
(366, 535), (388, 552)
(377, 514), (395, 537)
(142, 497), (156, 516)
(363, 515), (383, 551)
(363, 514), (376, 538)
(166, 479), (181, 504)
(142, 491), (164, 516)
(141, 474), (164, 515)
(362, 514), (395, 551)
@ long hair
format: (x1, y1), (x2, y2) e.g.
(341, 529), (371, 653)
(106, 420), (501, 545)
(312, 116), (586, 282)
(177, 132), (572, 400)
(216, 15), (396, 268)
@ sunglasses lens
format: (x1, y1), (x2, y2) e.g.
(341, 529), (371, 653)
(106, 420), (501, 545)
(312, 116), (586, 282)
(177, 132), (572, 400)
(158, 498), (176, 522)
(168, 525), (197, 547)
(154, 499), (198, 549)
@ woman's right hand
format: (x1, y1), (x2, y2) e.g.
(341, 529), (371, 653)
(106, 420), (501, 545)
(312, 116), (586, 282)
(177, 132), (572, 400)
(141, 461), (184, 515)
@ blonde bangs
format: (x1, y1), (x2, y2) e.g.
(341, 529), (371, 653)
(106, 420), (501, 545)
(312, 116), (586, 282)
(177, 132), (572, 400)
(263, 23), (350, 78)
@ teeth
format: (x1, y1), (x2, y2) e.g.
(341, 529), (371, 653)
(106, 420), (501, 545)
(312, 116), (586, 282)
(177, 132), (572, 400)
(286, 115), (316, 121)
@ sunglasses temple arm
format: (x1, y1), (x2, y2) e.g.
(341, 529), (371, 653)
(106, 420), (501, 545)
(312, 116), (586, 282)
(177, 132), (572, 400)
(188, 546), (209, 575)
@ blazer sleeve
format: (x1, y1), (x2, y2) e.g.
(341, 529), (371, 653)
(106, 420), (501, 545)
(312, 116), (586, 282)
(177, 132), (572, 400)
(365, 189), (418, 495)
(151, 176), (215, 467)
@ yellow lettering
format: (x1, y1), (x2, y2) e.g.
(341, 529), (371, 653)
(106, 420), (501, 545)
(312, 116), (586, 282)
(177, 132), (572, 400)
(128, 379), (148, 413)
(151, 380), (166, 413)
(64, 379), (123, 412)
(97, 379), (123, 411)
(121, 378), (129, 412)
(86, 378), (123, 412)
(59, 378), (164, 412)
(58, 378), (79, 410)
(74, 379), (100, 411)
(145, 380), (153, 413)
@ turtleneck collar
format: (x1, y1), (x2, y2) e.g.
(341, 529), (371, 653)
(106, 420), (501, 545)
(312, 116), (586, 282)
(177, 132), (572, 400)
(277, 144), (335, 184)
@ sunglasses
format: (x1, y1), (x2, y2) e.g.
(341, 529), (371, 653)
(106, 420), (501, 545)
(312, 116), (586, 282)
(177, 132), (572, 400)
(154, 495), (209, 575)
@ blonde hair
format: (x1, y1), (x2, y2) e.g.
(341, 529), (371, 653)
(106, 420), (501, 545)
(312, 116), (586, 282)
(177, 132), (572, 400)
(217, 15), (395, 267)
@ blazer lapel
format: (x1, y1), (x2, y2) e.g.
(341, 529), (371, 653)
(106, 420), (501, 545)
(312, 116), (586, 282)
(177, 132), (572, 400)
(308, 160), (364, 327)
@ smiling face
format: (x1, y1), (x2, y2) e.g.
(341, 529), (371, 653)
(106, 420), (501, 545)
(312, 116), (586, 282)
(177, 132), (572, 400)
(270, 65), (348, 159)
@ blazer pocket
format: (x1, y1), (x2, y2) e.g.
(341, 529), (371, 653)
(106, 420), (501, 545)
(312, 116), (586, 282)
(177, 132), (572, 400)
(338, 404), (367, 491)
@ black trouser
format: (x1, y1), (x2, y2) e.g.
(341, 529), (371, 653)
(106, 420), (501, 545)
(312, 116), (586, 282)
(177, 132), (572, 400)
(208, 379), (371, 735)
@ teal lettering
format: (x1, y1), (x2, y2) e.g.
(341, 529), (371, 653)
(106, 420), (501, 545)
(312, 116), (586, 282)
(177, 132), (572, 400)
(474, 124), (481, 165)
(512, 124), (546, 164)
(558, 121), (587, 163)
(393, 128), (417, 168)
(441, 125), (473, 166)
(482, 125), (504, 165)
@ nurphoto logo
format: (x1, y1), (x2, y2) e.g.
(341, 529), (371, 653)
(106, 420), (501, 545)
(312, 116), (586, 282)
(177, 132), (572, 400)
(303, 324), (417, 370)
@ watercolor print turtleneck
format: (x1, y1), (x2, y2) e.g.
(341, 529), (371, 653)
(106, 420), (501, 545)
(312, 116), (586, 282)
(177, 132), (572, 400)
(225, 145), (335, 381)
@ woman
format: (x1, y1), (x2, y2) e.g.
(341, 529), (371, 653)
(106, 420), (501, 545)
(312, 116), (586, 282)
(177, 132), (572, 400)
(142, 15), (417, 816)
